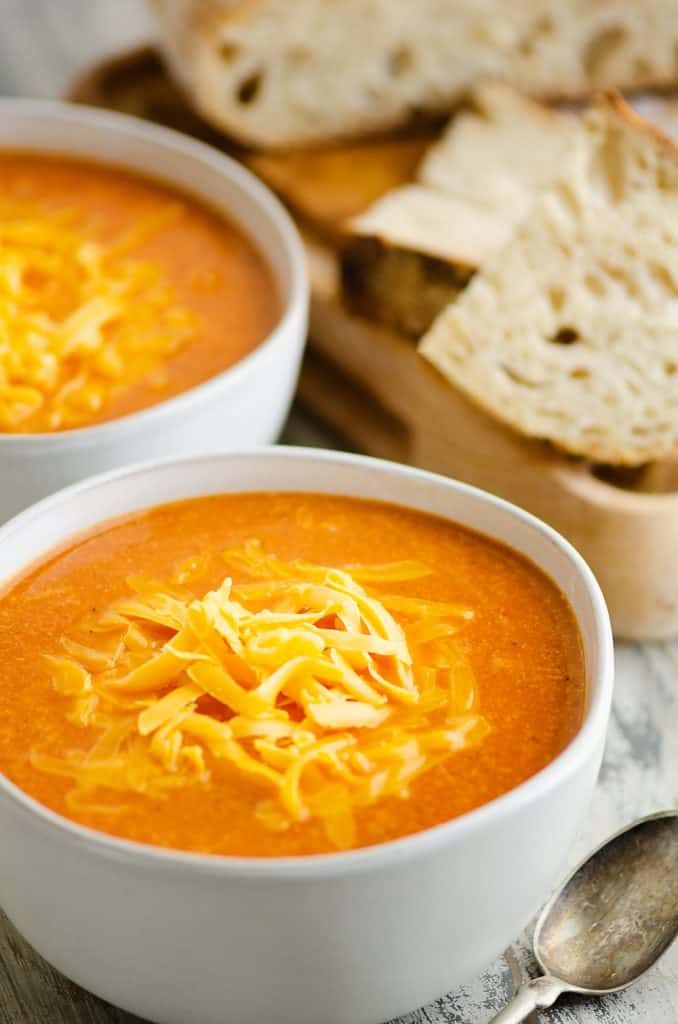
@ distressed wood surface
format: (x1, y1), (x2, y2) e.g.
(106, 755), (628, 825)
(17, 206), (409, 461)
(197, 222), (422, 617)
(0, 3), (676, 1023)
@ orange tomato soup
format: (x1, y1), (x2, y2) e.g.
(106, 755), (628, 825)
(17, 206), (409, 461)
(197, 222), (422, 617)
(0, 153), (278, 432)
(0, 494), (585, 856)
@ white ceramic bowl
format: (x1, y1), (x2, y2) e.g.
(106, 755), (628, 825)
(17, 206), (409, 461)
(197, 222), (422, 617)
(0, 449), (614, 1024)
(0, 99), (308, 522)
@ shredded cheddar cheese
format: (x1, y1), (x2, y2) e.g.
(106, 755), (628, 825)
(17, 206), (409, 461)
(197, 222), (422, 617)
(0, 200), (198, 431)
(33, 541), (489, 849)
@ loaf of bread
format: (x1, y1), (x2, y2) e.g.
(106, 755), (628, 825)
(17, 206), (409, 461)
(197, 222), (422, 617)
(149, 0), (678, 148)
(342, 85), (577, 335)
(420, 95), (678, 467)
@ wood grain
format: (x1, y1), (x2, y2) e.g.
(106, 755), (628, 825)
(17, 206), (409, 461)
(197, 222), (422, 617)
(0, 3), (676, 1023)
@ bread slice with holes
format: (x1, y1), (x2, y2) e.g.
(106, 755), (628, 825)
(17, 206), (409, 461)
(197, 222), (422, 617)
(149, 0), (678, 148)
(420, 95), (678, 467)
(342, 85), (578, 335)
(419, 82), (580, 219)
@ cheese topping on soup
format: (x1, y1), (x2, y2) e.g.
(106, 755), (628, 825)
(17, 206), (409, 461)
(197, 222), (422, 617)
(0, 200), (197, 430)
(0, 154), (278, 432)
(0, 493), (586, 857)
(32, 540), (488, 850)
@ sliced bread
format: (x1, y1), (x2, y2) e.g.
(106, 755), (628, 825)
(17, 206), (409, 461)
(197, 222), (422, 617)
(419, 82), (580, 221)
(420, 95), (678, 467)
(342, 86), (577, 335)
(150, 0), (678, 148)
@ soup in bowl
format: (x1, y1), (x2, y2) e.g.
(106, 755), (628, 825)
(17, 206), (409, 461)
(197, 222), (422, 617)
(0, 100), (307, 520)
(0, 449), (613, 1024)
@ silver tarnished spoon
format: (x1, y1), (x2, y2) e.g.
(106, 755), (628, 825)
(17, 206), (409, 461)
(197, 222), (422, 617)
(488, 811), (678, 1023)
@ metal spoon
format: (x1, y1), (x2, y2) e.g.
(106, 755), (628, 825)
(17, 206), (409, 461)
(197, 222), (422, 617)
(488, 810), (678, 1023)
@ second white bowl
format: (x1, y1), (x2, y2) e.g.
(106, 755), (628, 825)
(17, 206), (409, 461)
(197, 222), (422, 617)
(0, 448), (613, 1024)
(0, 99), (308, 522)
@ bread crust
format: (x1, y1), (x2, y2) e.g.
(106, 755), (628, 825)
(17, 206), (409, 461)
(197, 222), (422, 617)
(342, 237), (472, 338)
(600, 89), (678, 157)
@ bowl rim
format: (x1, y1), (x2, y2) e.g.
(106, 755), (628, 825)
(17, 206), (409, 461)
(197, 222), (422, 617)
(0, 97), (308, 448)
(0, 447), (614, 878)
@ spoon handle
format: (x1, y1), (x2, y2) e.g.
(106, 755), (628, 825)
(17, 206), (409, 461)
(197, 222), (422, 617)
(487, 975), (565, 1023)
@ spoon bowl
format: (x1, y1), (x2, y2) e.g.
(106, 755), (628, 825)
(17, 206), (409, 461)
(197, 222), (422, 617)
(490, 811), (678, 1022)
(537, 811), (678, 992)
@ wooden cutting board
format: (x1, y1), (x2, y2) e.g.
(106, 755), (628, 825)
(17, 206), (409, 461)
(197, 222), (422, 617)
(69, 46), (678, 640)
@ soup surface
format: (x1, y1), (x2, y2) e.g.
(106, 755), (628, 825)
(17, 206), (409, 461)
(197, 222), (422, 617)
(0, 494), (585, 856)
(0, 153), (278, 432)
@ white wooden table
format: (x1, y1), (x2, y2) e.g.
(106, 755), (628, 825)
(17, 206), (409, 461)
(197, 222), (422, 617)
(0, 3), (676, 1022)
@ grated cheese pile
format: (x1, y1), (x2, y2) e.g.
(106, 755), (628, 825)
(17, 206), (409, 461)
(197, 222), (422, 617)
(0, 200), (198, 432)
(33, 540), (489, 849)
